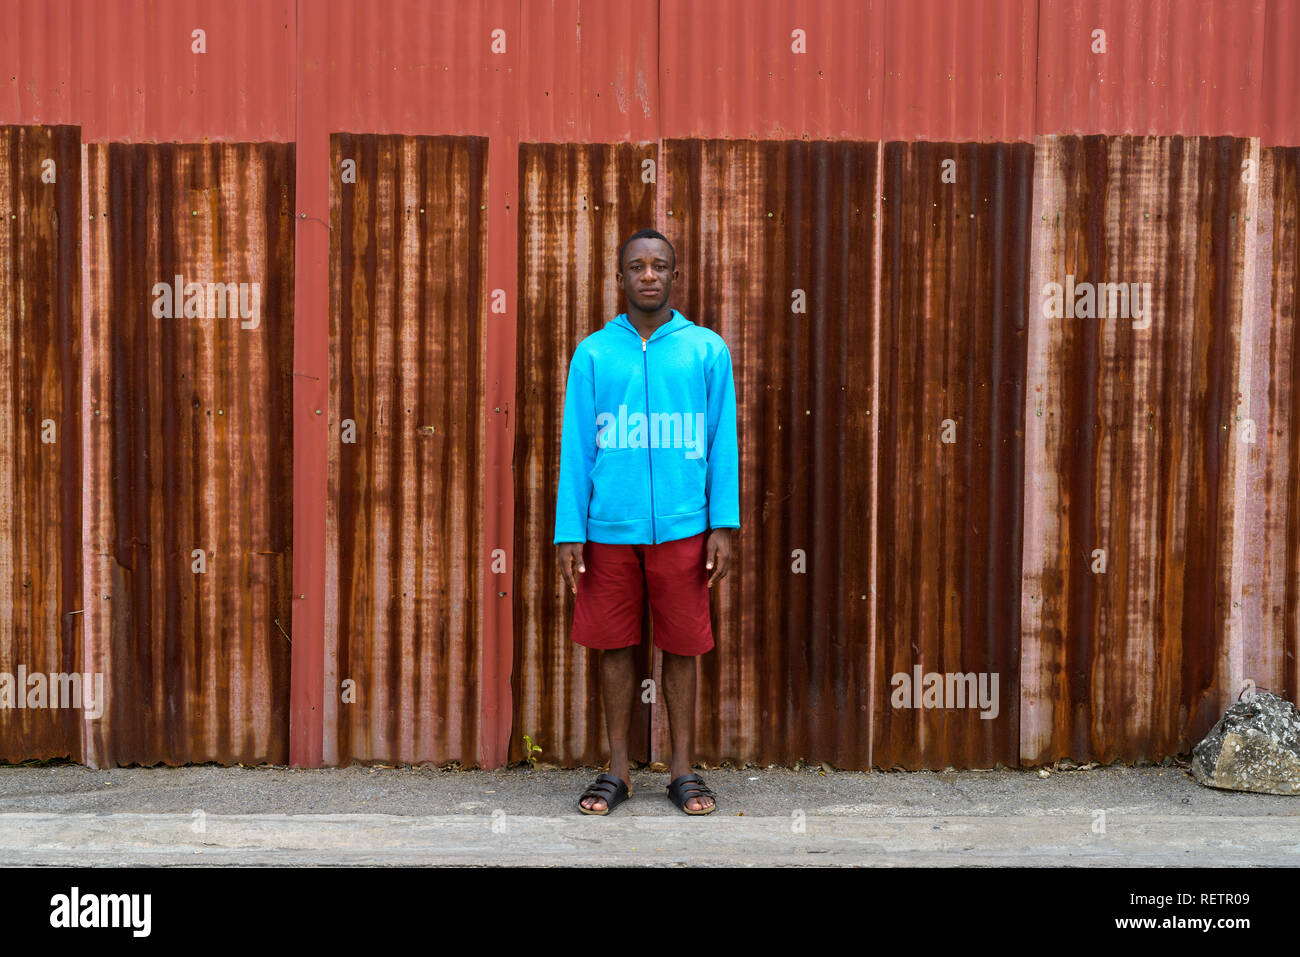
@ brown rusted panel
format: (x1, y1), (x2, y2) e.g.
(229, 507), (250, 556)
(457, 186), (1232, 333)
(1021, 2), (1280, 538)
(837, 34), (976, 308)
(82, 142), (294, 766)
(1239, 147), (1300, 704)
(658, 140), (878, 769)
(1022, 136), (1250, 764)
(874, 142), (1030, 770)
(512, 142), (657, 767)
(0, 126), (83, 762)
(1276, 147), (1300, 703)
(327, 134), (486, 765)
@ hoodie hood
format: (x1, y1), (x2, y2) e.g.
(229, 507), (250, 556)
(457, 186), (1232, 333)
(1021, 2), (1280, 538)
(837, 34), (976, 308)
(610, 309), (693, 341)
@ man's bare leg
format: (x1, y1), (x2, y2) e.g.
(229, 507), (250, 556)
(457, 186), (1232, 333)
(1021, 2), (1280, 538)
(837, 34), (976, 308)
(581, 646), (636, 812)
(661, 649), (713, 812)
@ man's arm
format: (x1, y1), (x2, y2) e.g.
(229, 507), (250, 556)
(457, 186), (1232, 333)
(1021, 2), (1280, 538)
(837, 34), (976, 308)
(704, 343), (739, 586)
(704, 343), (740, 529)
(555, 353), (596, 592)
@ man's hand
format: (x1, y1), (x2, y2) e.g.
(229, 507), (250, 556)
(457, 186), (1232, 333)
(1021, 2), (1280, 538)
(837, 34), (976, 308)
(557, 543), (586, 594)
(705, 528), (733, 588)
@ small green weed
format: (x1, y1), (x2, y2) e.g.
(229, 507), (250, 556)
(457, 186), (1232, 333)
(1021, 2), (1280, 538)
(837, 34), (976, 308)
(521, 733), (543, 769)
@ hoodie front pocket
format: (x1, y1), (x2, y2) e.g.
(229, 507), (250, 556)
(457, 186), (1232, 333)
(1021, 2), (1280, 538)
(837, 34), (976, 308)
(648, 446), (708, 518)
(588, 447), (652, 524)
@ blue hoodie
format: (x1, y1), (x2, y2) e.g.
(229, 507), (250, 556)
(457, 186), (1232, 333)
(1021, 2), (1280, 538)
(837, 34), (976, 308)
(554, 308), (740, 545)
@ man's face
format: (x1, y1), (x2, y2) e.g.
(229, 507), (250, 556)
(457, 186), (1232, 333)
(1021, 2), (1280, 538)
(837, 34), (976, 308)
(618, 238), (677, 312)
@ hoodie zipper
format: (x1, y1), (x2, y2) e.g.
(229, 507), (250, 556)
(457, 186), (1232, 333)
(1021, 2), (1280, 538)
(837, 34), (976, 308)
(642, 335), (657, 544)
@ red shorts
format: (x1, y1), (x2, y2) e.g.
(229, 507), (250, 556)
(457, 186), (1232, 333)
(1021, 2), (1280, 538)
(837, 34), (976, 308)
(570, 531), (714, 656)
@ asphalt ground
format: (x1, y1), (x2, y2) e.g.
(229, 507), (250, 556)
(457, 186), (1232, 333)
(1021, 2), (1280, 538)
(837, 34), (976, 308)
(0, 760), (1297, 866)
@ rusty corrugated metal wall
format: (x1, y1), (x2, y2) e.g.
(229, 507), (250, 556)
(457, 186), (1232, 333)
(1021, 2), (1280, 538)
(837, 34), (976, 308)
(327, 133), (487, 765)
(655, 140), (879, 768)
(1, 0), (1299, 770)
(512, 143), (658, 767)
(875, 142), (1032, 769)
(1254, 146), (1300, 701)
(0, 125), (82, 763)
(1022, 136), (1253, 764)
(81, 143), (295, 766)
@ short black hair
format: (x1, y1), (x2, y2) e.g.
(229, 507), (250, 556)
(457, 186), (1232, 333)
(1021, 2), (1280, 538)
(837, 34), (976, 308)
(618, 228), (676, 273)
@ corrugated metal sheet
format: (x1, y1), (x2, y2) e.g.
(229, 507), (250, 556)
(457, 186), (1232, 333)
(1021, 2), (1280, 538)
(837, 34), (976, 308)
(325, 133), (486, 765)
(0, 0), (296, 142)
(0, 125), (83, 762)
(295, 1), (521, 768)
(880, 0), (1039, 142)
(661, 0), (1037, 143)
(519, 1), (659, 143)
(1270, 147), (1300, 699)
(653, 139), (879, 768)
(2, 1), (1300, 771)
(81, 142), (294, 765)
(874, 141), (1031, 769)
(512, 142), (658, 767)
(1036, 0), (1268, 139)
(1261, 2), (1300, 147)
(1021, 136), (1250, 763)
(1235, 145), (1300, 707)
(301, 0), (516, 137)
(660, 0), (886, 140)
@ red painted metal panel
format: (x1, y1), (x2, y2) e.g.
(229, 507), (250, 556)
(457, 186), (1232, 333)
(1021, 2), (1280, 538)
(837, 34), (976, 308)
(82, 142), (294, 766)
(481, 1), (521, 771)
(1261, 2), (1300, 146)
(881, 0), (1038, 142)
(300, 0), (515, 138)
(1036, 0), (1268, 139)
(518, 0), (659, 143)
(0, 125), (83, 762)
(290, 0), (326, 770)
(660, 0), (1036, 143)
(660, 0), (885, 140)
(0, 0), (295, 142)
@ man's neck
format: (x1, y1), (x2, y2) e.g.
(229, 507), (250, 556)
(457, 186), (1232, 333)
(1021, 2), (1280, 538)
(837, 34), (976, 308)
(628, 305), (673, 340)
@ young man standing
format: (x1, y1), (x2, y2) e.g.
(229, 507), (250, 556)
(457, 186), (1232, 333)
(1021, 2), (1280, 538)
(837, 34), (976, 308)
(554, 228), (740, 815)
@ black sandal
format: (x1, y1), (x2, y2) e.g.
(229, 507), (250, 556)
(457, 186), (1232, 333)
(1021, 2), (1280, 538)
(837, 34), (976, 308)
(666, 773), (717, 815)
(577, 772), (631, 815)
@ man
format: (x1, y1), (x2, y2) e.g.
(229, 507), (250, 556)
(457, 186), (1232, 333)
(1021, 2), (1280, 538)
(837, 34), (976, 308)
(554, 228), (740, 815)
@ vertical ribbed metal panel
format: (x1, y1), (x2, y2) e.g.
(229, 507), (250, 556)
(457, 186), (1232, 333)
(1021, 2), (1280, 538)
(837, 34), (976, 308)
(1261, 2), (1300, 146)
(82, 142), (294, 766)
(1021, 136), (1250, 764)
(518, 0), (659, 143)
(1235, 146), (1300, 707)
(513, 142), (657, 767)
(1271, 147), (1300, 700)
(299, 2), (519, 767)
(0, 0), (296, 142)
(657, 139), (878, 768)
(4, 1), (1300, 772)
(875, 142), (1031, 769)
(1037, 0), (1268, 139)
(306, 0), (514, 137)
(660, 0), (885, 140)
(327, 134), (487, 765)
(881, 0), (1038, 142)
(0, 126), (83, 762)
